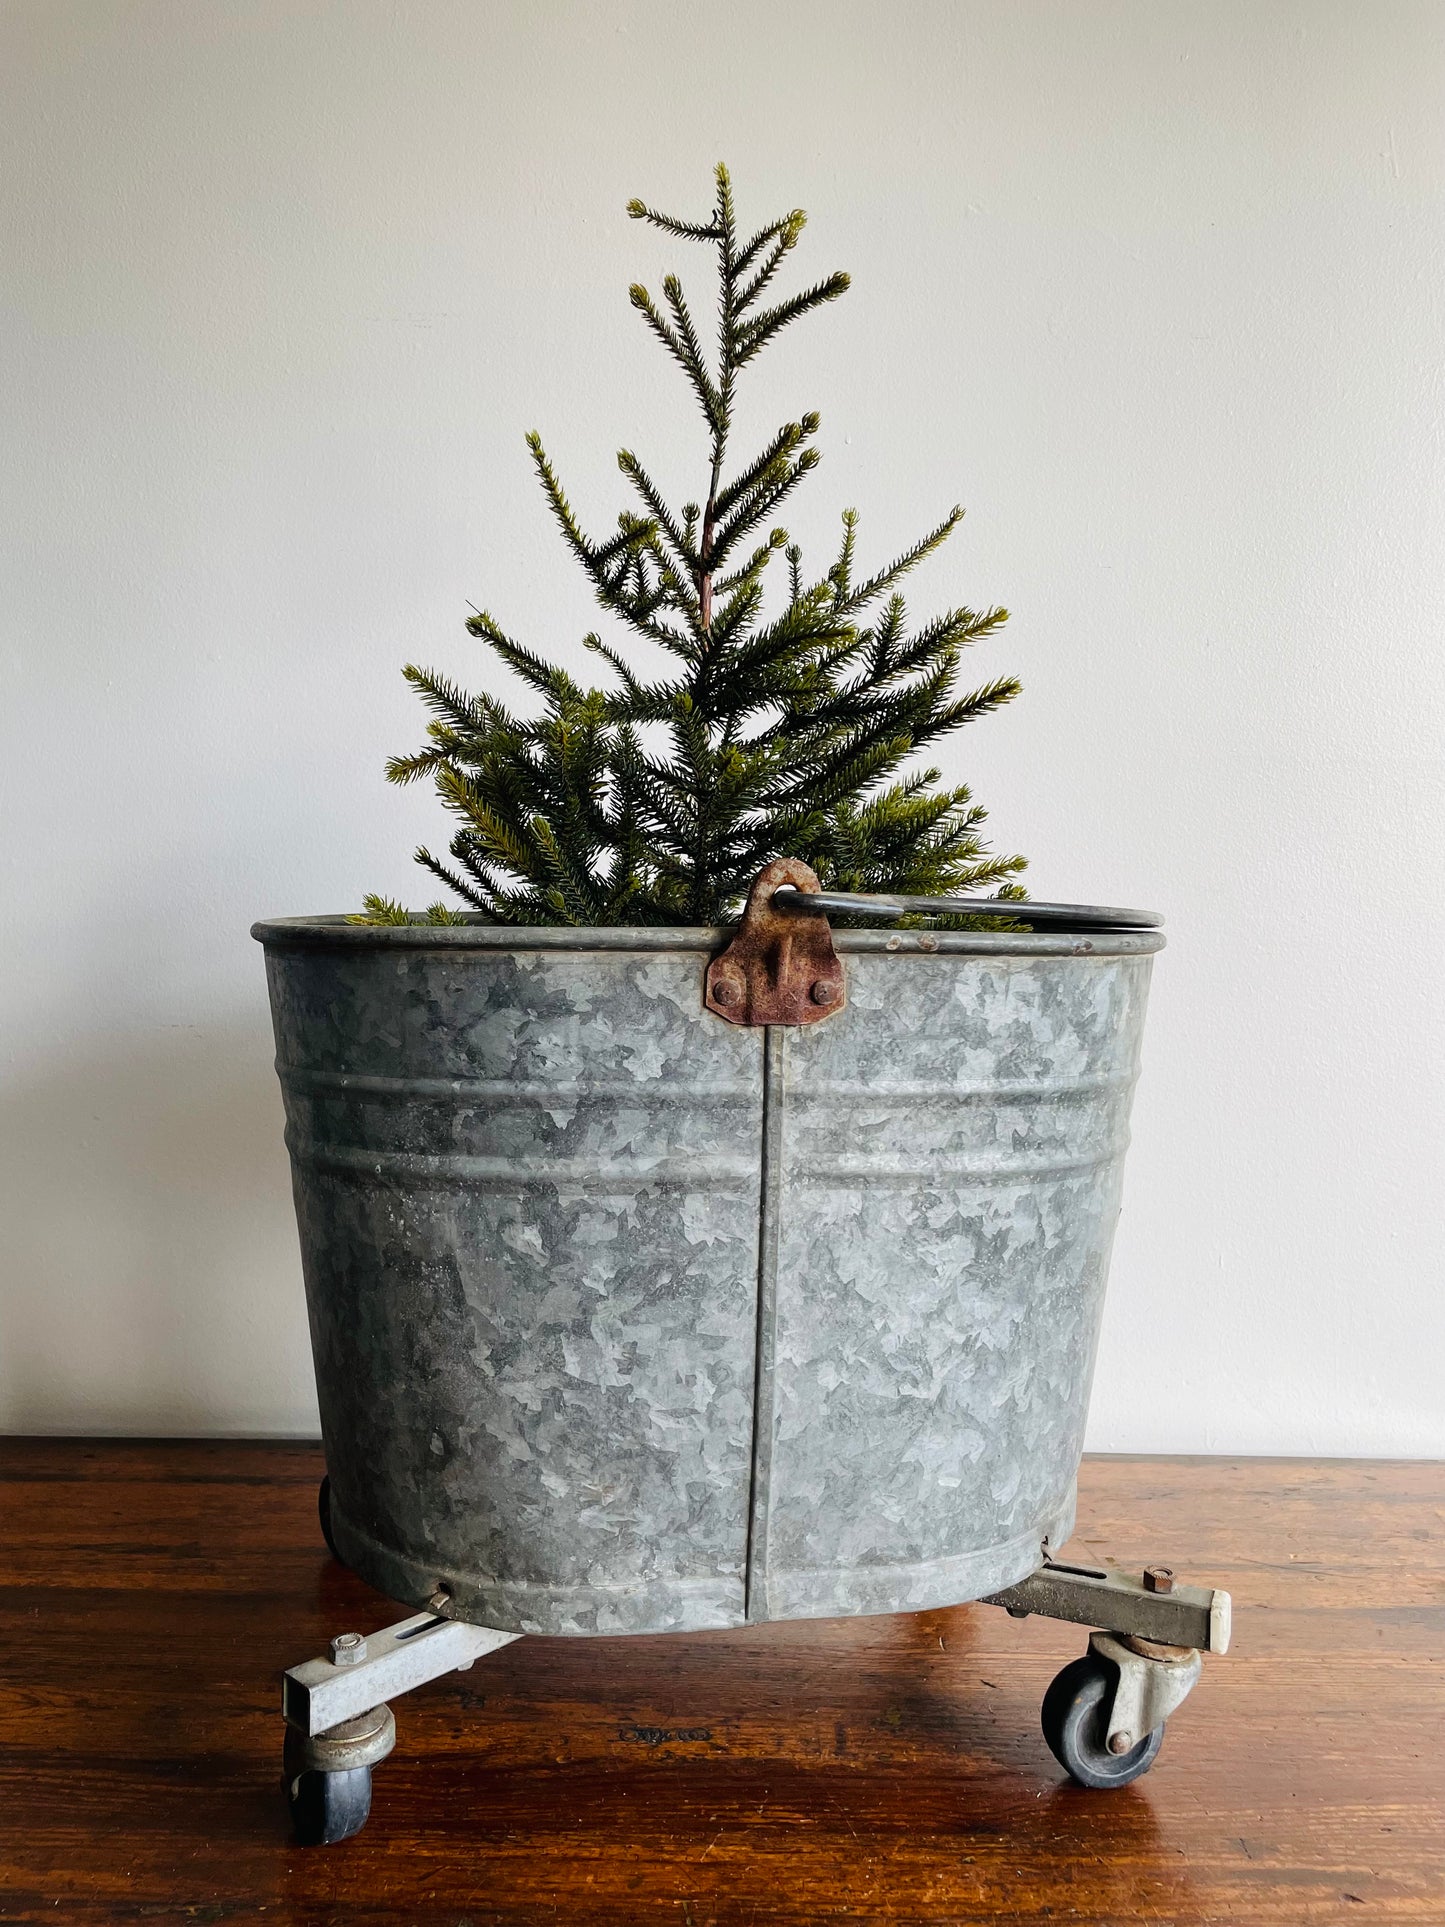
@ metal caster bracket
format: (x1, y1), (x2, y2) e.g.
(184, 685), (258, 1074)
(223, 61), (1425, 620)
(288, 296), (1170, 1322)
(987, 1556), (1231, 1785)
(281, 1610), (520, 1842)
(983, 1557), (1232, 1655)
(1089, 1630), (1202, 1754)
(283, 1609), (520, 1737)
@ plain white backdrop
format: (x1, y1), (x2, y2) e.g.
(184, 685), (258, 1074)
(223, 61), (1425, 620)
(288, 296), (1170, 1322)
(3, 0), (1442, 1450)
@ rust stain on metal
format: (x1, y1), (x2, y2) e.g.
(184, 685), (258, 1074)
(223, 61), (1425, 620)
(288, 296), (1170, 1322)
(1121, 1634), (1196, 1663)
(705, 859), (846, 1027)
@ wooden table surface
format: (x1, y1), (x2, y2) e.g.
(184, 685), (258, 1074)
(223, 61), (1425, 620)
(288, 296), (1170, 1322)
(0, 1443), (1440, 1925)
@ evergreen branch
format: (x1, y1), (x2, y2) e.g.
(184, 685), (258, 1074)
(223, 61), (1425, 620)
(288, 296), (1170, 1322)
(616, 450), (698, 573)
(465, 610), (585, 702)
(628, 282), (723, 433)
(386, 742), (455, 785)
(663, 274), (721, 426)
(769, 730), (914, 810)
(877, 610), (1007, 685)
(437, 770), (550, 881)
(713, 414), (818, 519)
(829, 510), (858, 608)
(399, 663), (518, 735)
(352, 895), (469, 925)
(952, 603), (1011, 643)
(930, 674), (1023, 730)
(414, 849), (496, 913)
(351, 894), (413, 925)
(735, 212), (807, 311)
(530, 814), (603, 923)
(732, 210), (803, 279)
(527, 439), (696, 651)
(836, 507), (965, 613)
(734, 273), (851, 365)
(525, 432), (591, 556)
(581, 632), (645, 701)
(699, 577), (763, 658)
(713, 163), (737, 262)
(713, 527), (788, 596)
(625, 197), (720, 242)
(526, 432), (633, 578)
(710, 448), (820, 567)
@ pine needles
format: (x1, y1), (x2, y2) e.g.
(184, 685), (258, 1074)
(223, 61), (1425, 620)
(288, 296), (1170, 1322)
(364, 164), (1025, 928)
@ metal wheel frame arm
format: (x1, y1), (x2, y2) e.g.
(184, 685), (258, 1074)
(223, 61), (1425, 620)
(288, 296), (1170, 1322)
(985, 1557), (1231, 1755)
(983, 1558), (1231, 1654)
(283, 1611), (521, 1761)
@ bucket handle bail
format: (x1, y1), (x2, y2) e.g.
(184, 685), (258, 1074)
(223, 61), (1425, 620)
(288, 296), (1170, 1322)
(704, 860), (845, 1028)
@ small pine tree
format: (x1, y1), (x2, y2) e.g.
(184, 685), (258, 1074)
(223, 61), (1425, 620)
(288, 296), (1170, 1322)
(363, 164), (1025, 928)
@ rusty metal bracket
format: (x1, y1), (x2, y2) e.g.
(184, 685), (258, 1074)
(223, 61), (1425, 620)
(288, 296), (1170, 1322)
(705, 859), (846, 1027)
(983, 1559), (1232, 1654)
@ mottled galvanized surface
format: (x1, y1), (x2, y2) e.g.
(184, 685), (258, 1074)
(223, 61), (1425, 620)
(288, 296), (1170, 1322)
(263, 940), (762, 1635)
(254, 918), (1160, 1638)
(749, 951), (1152, 1623)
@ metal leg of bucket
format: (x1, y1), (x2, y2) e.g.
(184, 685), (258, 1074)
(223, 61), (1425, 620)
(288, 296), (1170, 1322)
(982, 1558), (1231, 1790)
(281, 1611), (521, 1845)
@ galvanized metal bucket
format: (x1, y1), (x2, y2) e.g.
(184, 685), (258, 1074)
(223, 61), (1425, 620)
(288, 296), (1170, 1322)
(254, 901), (1161, 1638)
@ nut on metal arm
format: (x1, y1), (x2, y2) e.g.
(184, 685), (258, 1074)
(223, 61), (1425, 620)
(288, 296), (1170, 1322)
(705, 860), (846, 1027)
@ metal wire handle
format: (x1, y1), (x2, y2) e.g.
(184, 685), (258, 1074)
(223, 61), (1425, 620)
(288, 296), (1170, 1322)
(771, 886), (1163, 932)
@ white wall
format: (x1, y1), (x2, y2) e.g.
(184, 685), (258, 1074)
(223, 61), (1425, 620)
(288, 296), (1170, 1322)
(3, 0), (1442, 1451)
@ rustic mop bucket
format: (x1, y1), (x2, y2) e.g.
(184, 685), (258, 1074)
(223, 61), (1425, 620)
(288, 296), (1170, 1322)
(253, 874), (1162, 1640)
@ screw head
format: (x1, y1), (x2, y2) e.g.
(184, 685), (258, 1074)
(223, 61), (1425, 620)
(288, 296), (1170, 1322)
(330, 1632), (366, 1667)
(1107, 1729), (1134, 1755)
(710, 973), (739, 1007)
(1143, 1566), (1175, 1595)
(810, 978), (838, 1006)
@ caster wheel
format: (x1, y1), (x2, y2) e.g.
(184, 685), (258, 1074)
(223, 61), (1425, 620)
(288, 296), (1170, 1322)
(317, 1475), (342, 1563)
(1041, 1653), (1164, 1789)
(286, 1762), (372, 1845)
(284, 1727), (371, 1844)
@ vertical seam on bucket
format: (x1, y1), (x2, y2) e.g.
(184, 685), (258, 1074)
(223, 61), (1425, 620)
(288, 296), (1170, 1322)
(743, 1024), (785, 1622)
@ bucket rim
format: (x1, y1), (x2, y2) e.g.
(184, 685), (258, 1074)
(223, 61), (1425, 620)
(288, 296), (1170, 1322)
(251, 914), (1165, 959)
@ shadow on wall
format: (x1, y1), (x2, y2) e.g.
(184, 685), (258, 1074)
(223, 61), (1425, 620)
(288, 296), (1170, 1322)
(0, 1020), (319, 1434)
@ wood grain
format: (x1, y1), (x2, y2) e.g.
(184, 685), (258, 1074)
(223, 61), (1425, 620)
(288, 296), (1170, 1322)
(0, 1441), (1440, 1924)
